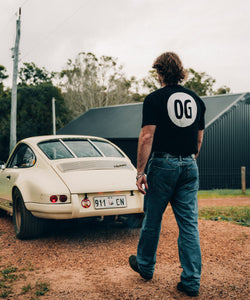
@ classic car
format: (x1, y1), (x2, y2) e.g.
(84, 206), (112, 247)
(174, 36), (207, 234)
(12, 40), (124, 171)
(0, 135), (144, 239)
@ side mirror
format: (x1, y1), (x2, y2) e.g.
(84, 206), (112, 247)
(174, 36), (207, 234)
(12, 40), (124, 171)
(0, 162), (6, 170)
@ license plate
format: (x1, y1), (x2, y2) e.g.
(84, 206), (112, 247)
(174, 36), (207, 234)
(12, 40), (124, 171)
(94, 195), (127, 209)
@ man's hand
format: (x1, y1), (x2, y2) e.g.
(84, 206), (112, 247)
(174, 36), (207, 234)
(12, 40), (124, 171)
(136, 174), (148, 195)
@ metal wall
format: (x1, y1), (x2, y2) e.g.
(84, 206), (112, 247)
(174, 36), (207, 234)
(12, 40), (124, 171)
(198, 100), (250, 189)
(110, 99), (250, 190)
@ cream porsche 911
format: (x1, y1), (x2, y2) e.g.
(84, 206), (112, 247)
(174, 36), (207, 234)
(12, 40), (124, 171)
(0, 135), (144, 239)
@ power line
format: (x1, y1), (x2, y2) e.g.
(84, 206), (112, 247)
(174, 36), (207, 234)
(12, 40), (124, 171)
(20, 0), (30, 8)
(0, 14), (16, 36)
(0, 0), (30, 36)
(21, 3), (87, 61)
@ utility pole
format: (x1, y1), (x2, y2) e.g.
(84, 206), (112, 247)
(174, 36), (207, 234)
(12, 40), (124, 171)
(10, 8), (21, 153)
(52, 98), (56, 135)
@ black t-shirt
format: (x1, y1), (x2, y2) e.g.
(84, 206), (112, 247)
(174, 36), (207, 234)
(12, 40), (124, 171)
(142, 85), (206, 156)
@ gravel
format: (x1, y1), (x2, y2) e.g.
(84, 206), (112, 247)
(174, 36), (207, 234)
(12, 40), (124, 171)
(0, 197), (249, 299)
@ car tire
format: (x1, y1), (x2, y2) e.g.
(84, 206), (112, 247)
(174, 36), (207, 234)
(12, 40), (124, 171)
(0, 208), (6, 217)
(13, 189), (45, 239)
(126, 213), (144, 229)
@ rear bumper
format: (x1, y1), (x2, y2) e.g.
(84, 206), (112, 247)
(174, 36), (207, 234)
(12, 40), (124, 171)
(25, 191), (144, 220)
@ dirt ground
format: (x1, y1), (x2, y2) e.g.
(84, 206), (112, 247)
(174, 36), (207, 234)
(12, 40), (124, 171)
(0, 197), (249, 299)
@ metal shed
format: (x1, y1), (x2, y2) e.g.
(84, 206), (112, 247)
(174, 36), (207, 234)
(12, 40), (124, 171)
(57, 92), (250, 189)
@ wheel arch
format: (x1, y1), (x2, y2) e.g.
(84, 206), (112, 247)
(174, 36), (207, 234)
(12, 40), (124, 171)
(12, 185), (25, 204)
(12, 186), (46, 239)
(12, 185), (31, 217)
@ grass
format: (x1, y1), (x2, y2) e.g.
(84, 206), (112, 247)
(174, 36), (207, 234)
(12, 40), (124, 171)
(0, 265), (50, 299)
(1, 267), (18, 282)
(197, 189), (250, 226)
(21, 283), (32, 294)
(35, 282), (50, 296)
(198, 189), (250, 199)
(199, 206), (250, 227)
(0, 266), (18, 298)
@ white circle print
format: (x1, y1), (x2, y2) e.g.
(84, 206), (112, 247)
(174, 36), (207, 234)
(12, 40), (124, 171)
(167, 92), (197, 127)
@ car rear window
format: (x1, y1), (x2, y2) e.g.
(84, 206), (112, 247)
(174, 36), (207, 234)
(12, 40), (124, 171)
(38, 141), (74, 160)
(91, 140), (124, 157)
(38, 139), (124, 160)
(63, 140), (101, 158)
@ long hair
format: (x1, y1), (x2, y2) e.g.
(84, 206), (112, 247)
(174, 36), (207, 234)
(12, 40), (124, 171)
(152, 52), (187, 86)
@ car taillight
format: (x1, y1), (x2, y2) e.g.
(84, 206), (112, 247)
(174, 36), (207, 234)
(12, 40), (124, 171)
(50, 195), (58, 203)
(50, 195), (68, 203)
(59, 195), (67, 202)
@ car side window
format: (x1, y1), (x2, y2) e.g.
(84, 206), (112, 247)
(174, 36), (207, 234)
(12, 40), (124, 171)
(7, 144), (36, 168)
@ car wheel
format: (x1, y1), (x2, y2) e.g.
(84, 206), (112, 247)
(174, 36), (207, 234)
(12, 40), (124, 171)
(13, 189), (45, 239)
(126, 213), (144, 229)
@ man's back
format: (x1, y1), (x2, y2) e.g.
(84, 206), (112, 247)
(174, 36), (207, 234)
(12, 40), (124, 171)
(142, 85), (206, 156)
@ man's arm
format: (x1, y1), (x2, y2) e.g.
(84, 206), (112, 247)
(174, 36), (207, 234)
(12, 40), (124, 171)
(196, 130), (204, 158)
(136, 125), (156, 194)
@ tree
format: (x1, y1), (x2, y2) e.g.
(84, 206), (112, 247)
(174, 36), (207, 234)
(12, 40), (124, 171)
(184, 68), (216, 96)
(0, 63), (70, 161)
(0, 65), (8, 82)
(0, 97), (11, 161)
(60, 52), (138, 118)
(16, 84), (70, 139)
(214, 85), (231, 95)
(19, 62), (55, 86)
(17, 62), (70, 137)
(141, 67), (231, 97)
(0, 65), (10, 98)
(142, 70), (161, 93)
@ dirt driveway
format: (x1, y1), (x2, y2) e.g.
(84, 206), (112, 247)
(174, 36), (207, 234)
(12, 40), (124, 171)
(0, 197), (249, 299)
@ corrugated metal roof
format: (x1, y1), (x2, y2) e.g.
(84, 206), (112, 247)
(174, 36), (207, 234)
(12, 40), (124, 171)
(57, 93), (248, 138)
(202, 93), (246, 127)
(58, 103), (143, 138)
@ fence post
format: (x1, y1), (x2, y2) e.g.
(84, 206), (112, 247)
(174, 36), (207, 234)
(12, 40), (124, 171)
(241, 166), (246, 194)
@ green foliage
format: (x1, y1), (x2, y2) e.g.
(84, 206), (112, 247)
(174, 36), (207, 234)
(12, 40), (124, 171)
(131, 92), (145, 102)
(1, 267), (18, 282)
(0, 62), (70, 161)
(0, 66), (10, 98)
(199, 206), (250, 227)
(141, 67), (231, 97)
(184, 68), (216, 96)
(214, 85), (231, 95)
(0, 264), (50, 298)
(0, 66), (8, 81)
(60, 52), (139, 118)
(142, 70), (161, 93)
(21, 283), (32, 294)
(0, 97), (11, 161)
(0, 84), (70, 161)
(19, 62), (55, 86)
(16, 84), (70, 140)
(184, 68), (231, 96)
(35, 281), (50, 296)
(0, 266), (18, 298)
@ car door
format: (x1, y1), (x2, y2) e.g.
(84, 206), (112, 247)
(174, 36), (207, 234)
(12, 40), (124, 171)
(0, 143), (36, 212)
(0, 162), (12, 211)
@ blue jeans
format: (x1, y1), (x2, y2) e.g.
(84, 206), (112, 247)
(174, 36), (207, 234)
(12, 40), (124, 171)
(136, 153), (201, 292)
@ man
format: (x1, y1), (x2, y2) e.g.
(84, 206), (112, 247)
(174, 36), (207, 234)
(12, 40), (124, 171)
(129, 52), (206, 297)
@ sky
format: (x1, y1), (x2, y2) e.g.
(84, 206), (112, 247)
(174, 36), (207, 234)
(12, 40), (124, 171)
(0, 0), (250, 93)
